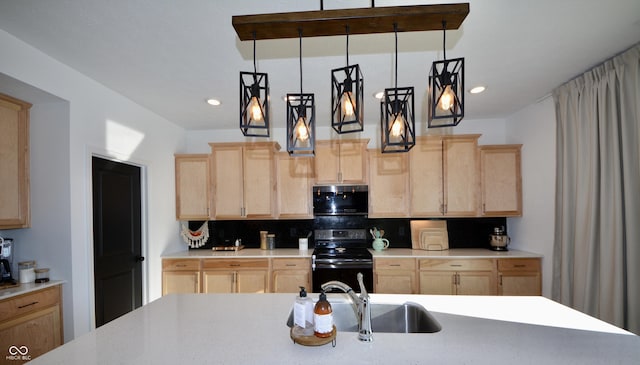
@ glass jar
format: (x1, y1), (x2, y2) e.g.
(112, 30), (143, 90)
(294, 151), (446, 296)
(18, 261), (36, 284)
(35, 268), (50, 283)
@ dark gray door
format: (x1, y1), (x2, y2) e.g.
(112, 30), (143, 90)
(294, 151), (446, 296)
(92, 156), (143, 327)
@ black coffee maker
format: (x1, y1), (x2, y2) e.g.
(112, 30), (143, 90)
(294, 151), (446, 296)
(0, 237), (16, 285)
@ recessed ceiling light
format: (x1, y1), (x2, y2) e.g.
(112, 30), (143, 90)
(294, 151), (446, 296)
(206, 98), (221, 106)
(470, 86), (486, 94)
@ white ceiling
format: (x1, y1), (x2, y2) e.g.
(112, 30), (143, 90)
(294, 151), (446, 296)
(0, 0), (639, 131)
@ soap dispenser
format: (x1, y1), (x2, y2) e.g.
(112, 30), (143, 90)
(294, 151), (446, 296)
(293, 286), (314, 336)
(313, 290), (333, 338)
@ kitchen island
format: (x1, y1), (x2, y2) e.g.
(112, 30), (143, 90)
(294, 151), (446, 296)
(28, 293), (638, 364)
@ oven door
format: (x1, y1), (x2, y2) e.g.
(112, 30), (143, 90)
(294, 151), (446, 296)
(312, 265), (374, 293)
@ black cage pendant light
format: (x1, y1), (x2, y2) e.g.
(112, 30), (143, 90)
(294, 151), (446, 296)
(428, 21), (464, 128)
(381, 24), (415, 153)
(240, 32), (270, 137)
(287, 30), (315, 156)
(331, 26), (364, 134)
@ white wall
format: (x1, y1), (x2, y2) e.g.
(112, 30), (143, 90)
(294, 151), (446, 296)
(0, 29), (185, 340)
(506, 97), (556, 298)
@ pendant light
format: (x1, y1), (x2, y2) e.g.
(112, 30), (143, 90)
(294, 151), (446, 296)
(286, 29), (315, 157)
(381, 23), (415, 153)
(331, 26), (364, 134)
(240, 32), (270, 137)
(428, 21), (464, 128)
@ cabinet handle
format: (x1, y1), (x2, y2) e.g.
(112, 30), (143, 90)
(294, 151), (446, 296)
(482, 203), (486, 214)
(449, 264), (462, 267)
(285, 264), (297, 267)
(230, 264), (241, 267)
(176, 264), (187, 267)
(390, 264), (401, 267)
(514, 264), (526, 268)
(18, 301), (39, 309)
(499, 274), (503, 286)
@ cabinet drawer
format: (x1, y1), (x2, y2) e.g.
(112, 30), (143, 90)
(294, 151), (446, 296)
(162, 259), (201, 271)
(202, 259), (269, 270)
(419, 259), (495, 271)
(498, 258), (540, 271)
(271, 258), (310, 270)
(0, 286), (60, 323)
(374, 258), (416, 271)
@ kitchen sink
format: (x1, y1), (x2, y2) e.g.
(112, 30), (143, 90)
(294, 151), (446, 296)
(286, 296), (441, 334)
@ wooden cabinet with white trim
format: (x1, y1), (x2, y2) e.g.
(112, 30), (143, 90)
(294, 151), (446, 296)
(271, 258), (311, 293)
(0, 285), (63, 363)
(368, 150), (409, 218)
(0, 93), (31, 229)
(315, 139), (368, 184)
(479, 145), (523, 216)
(418, 259), (496, 295)
(210, 142), (280, 219)
(202, 259), (269, 293)
(497, 258), (541, 295)
(374, 258), (417, 294)
(409, 135), (479, 217)
(175, 154), (211, 220)
(276, 153), (314, 219)
(162, 259), (201, 295)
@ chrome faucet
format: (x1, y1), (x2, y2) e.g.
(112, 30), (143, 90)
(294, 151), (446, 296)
(321, 272), (373, 342)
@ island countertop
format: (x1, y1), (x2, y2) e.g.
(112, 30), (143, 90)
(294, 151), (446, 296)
(29, 293), (638, 364)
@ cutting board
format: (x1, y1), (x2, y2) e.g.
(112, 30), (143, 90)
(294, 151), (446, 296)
(410, 220), (449, 251)
(212, 245), (244, 251)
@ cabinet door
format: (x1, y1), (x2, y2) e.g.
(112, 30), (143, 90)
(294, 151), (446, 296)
(211, 145), (244, 218)
(175, 154), (210, 220)
(419, 271), (455, 295)
(338, 140), (368, 184)
(0, 305), (62, 362)
(368, 150), (409, 217)
(375, 271), (417, 294)
(0, 94), (31, 229)
(314, 139), (367, 184)
(409, 136), (444, 216)
(499, 272), (541, 296)
(202, 271), (235, 293)
(457, 271), (496, 295)
(162, 271), (200, 295)
(443, 135), (479, 216)
(480, 145), (522, 216)
(272, 270), (312, 293)
(236, 270), (269, 293)
(277, 153), (314, 218)
(243, 145), (277, 218)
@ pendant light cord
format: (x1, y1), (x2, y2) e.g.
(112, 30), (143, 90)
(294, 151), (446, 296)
(346, 25), (350, 66)
(299, 28), (303, 96)
(394, 23), (398, 100)
(442, 21), (447, 60)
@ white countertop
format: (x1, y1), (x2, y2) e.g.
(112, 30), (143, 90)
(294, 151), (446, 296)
(29, 293), (638, 364)
(162, 248), (542, 259)
(0, 280), (64, 300)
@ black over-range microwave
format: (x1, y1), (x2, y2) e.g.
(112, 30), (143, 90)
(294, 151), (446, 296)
(312, 185), (368, 216)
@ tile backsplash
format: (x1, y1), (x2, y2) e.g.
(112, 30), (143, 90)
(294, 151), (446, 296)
(187, 216), (507, 250)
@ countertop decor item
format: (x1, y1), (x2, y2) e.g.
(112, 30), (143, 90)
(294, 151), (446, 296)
(180, 221), (209, 248)
(290, 325), (336, 347)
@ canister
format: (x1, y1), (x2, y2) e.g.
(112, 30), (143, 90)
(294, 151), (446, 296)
(267, 234), (275, 250)
(18, 261), (36, 283)
(260, 231), (268, 250)
(35, 268), (50, 283)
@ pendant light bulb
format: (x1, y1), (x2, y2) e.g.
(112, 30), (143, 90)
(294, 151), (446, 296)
(340, 90), (356, 121)
(439, 85), (455, 111)
(390, 113), (405, 137)
(295, 116), (309, 141)
(247, 95), (264, 122)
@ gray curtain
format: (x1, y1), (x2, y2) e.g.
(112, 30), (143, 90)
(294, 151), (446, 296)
(552, 43), (640, 334)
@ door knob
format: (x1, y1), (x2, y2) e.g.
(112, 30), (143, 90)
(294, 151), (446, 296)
(135, 256), (145, 262)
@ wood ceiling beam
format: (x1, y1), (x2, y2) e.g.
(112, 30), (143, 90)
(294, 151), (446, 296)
(232, 3), (469, 41)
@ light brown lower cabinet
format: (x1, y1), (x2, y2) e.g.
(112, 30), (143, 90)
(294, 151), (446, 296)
(162, 259), (201, 295)
(0, 285), (63, 364)
(418, 259), (497, 295)
(373, 258), (417, 294)
(271, 258), (311, 293)
(497, 258), (541, 295)
(202, 259), (269, 293)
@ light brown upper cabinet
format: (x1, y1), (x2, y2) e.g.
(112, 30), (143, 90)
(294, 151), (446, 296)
(276, 152), (314, 219)
(314, 139), (368, 185)
(0, 93), (31, 229)
(479, 145), (523, 217)
(174, 154), (211, 220)
(409, 135), (479, 217)
(368, 149), (409, 217)
(210, 142), (280, 219)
